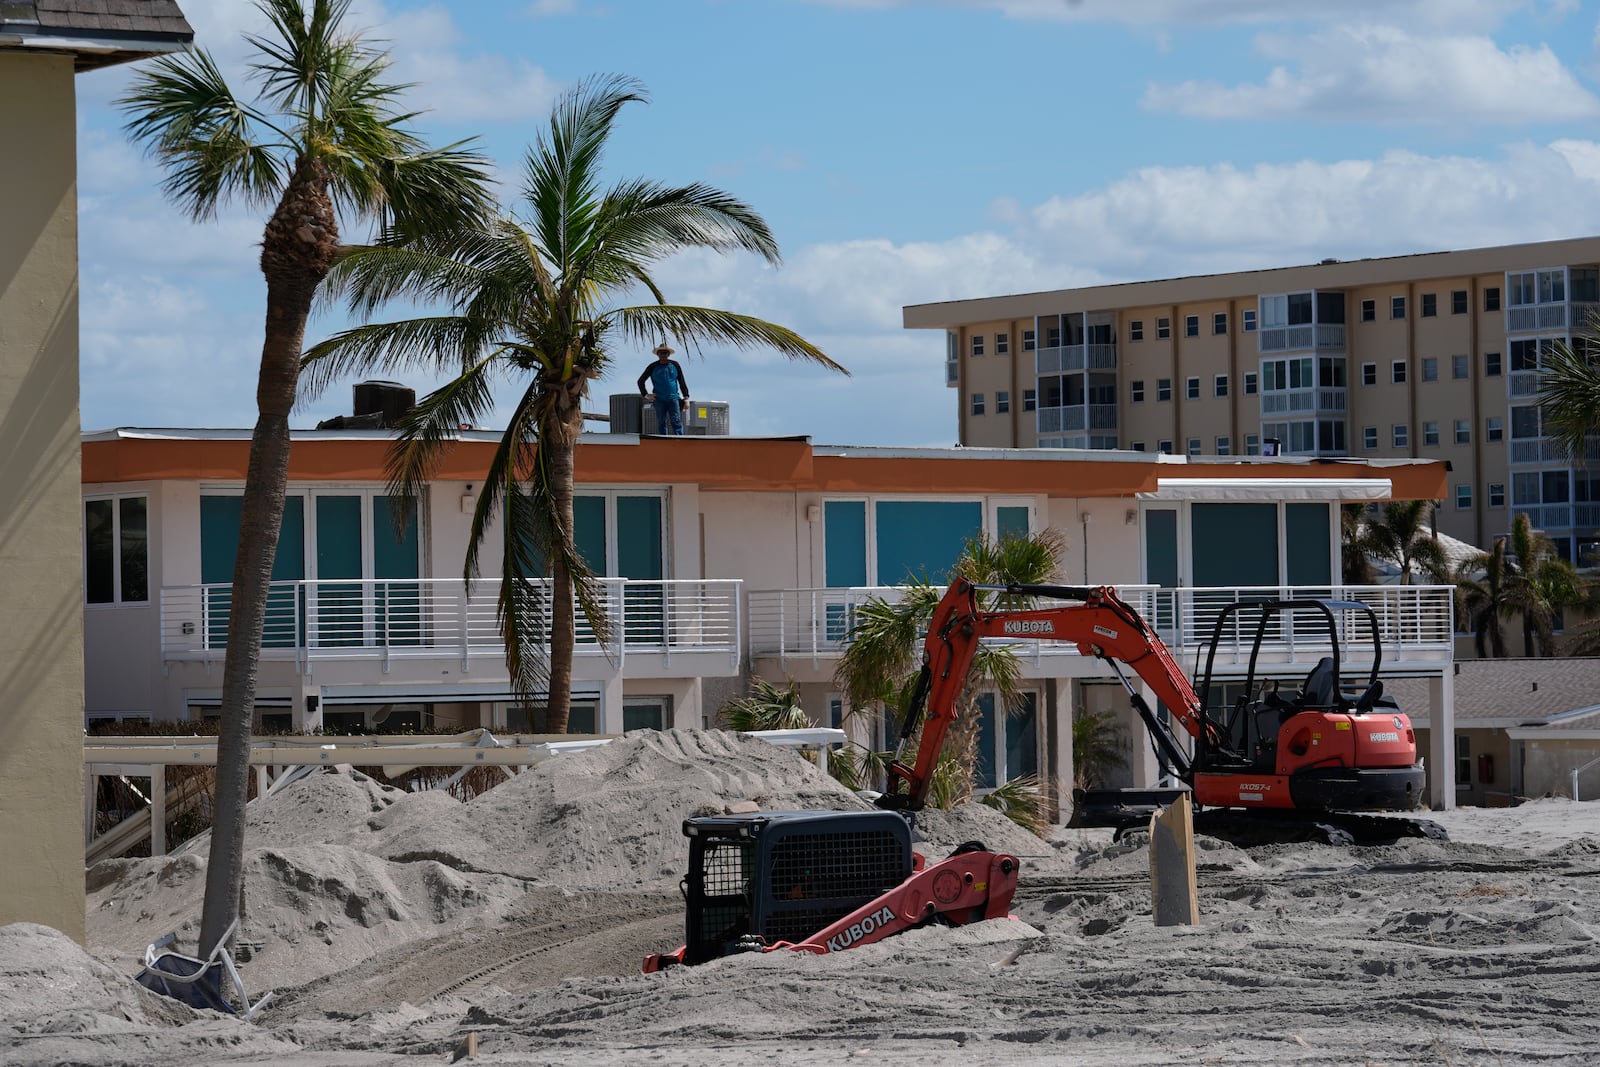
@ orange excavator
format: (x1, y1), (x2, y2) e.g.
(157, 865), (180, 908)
(645, 579), (1440, 971)
(879, 579), (1442, 845)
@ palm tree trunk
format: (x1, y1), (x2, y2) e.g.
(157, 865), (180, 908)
(199, 162), (338, 957)
(542, 397), (585, 734)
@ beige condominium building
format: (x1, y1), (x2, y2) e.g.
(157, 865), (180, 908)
(905, 235), (1600, 558)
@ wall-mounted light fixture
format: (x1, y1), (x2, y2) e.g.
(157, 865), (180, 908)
(460, 484), (474, 514)
(806, 504), (821, 523)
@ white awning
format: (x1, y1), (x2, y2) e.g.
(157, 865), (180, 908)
(1138, 477), (1391, 502)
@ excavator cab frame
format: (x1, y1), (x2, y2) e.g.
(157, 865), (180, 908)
(1192, 598), (1392, 777)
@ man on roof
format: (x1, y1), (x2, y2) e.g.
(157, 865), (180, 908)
(637, 341), (690, 436)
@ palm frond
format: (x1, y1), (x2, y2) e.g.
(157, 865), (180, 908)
(720, 678), (811, 732)
(299, 316), (486, 399)
(607, 306), (846, 375)
(118, 49), (282, 218)
(1537, 336), (1600, 460)
(981, 775), (1046, 836)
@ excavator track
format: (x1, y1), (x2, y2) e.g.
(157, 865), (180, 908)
(1106, 808), (1448, 848)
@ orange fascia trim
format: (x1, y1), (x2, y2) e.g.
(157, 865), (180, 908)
(576, 438), (815, 487)
(812, 456), (1158, 496)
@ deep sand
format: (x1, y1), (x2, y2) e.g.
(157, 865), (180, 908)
(4, 728), (1598, 1065)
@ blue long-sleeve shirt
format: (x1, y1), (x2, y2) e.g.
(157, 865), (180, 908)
(638, 359), (689, 402)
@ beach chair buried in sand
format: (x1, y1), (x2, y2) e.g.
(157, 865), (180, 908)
(134, 919), (275, 1019)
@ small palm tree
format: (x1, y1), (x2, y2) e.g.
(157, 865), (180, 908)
(1071, 706), (1127, 790)
(1454, 539), (1512, 658)
(833, 529), (1065, 806)
(302, 75), (845, 734)
(720, 678), (811, 733)
(118, 0), (494, 957)
(1365, 500), (1450, 585)
(1340, 503), (1380, 585)
(1503, 513), (1592, 657)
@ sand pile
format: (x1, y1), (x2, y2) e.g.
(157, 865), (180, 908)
(90, 728), (977, 990)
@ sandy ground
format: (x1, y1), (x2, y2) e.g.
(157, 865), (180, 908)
(5, 729), (1599, 1065)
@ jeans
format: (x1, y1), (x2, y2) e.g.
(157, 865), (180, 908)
(651, 396), (685, 435)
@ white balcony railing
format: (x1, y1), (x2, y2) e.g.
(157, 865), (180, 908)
(747, 583), (1454, 669)
(160, 578), (742, 667)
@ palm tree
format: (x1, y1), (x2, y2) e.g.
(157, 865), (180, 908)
(302, 75), (844, 734)
(1503, 513), (1592, 657)
(720, 678), (811, 732)
(1364, 499), (1450, 585)
(1454, 538), (1512, 658)
(833, 529), (1065, 804)
(1340, 503), (1380, 585)
(1538, 322), (1600, 461)
(118, 0), (494, 956)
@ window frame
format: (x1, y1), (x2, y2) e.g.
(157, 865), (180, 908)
(1484, 287), (1501, 312)
(1454, 419), (1470, 445)
(1156, 317), (1171, 340)
(1186, 376), (1200, 400)
(1213, 312), (1228, 335)
(971, 335), (984, 358)
(1421, 293), (1437, 318)
(1360, 298), (1376, 322)
(1130, 380), (1145, 403)
(1452, 354), (1468, 380)
(1023, 388), (1037, 412)
(1184, 315), (1199, 338)
(1393, 424), (1409, 448)
(1488, 482), (1506, 508)
(1129, 320), (1144, 342)
(1486, 415), (1503, 442)
(1392, 296), (1406, 319)
(1363, 426), (1378, 450)
(1451, 290), (1468, 315)
(1214, 374), (1228, 398)
(995, 391), (1011, 415)
(1421, 357), (1438, 382)
(1455, 484), (1473, 510)
(1392, 360), (1407, 384)
(1423, 421), (1440, 447)
(995, 332), (1009, 355)
(1242, 309), (1257, 332)
(1361, 362), (1377, 386)
(1485, 351), (1502, 377)
(1157, 378), (1172, 402)
(84, 493), (150, 606)
(1244, 372), (1258, 395)
(971, 392), (985, 416)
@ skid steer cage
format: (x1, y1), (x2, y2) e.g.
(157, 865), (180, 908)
(680, 811), (913, 965)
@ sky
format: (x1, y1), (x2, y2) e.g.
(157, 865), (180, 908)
(73, 0), (1600, 447)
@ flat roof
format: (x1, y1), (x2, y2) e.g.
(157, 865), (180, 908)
(903, 234), (1600, 329)
(81, 427), (1448, 501)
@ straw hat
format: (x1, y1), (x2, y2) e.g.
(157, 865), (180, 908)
(653, 341), (674, 356)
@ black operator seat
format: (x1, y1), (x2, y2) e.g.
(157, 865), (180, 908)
(1300, 656), (1339, 710)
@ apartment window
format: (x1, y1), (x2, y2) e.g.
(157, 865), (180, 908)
(1023, 330), (1035, 351)
(1363, 426), (1378, 450)
(1392, 360), (1407, 384)
(1452, 290), (1468, 315)
(1158, 440), (1173, 454)
(1489, 482), (1506, 508)
(1452, 354), (1468, 379)
(1214, 374), (1229, 398)
(1455, 419), (1470, 445)
(1047, 327), (1061, 347)
(1244, 372), (1258, 395)
(1456, 484), (1473, 510)
(1131, 380), (1145, 403)
(1185, 315), (1199, 337)
(1186, 376), (1200, 400)
(1422, 357), (1438, 382)
(1023, 389), (1037, 412)
(1421, 293), (1437, 317)
(84, 495), (149, 604)
(1156, 317), (1171, 340)
(1485, 351), (1502, 376)
(1393, 424), (1409, 448)
(1484, 287), (1500, 312)
(1392, 296), (1406, 319)
(1130, 320), (1144, 342)
(971, 393), (984, 415)
(1244, 433), (1260, 456)
(1361, 362), (1376, 386)
(1215, 436), (1231, 456)
(1131, 441), (1146, 452)
(1361, 299), (1376, 322)
(1243, 309), (1257, 332)
(1424, 421), (1440, 446)
(996, 391), (1010, 414)
(996, 332), (1009, 355)
(971, 335), (984, 357)
(1187, 438), (1202, 457)
(1157, 378), (1172, 401)
(1486, 416), (1503, 442)
(1213, 312), (1228, 335)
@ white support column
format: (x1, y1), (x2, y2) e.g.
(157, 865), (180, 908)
(294, 677), (323, 733)
(255, 764), (268, 798)
(598, 675), (626, 734)
(149, 767), (166, 857)
(1130, 681), (1161, 789)
(676, 677), (703, 729)
(1051, 680), (1075, 822)
(84, 771), (97, 846)
(1427, 670), (1456, 810)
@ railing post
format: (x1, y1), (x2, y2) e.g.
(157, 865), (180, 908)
(150, 767), (166, 857)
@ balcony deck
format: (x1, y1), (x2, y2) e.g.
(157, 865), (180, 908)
(160, 578), (743, 675)
(748, 584), (1455, 677)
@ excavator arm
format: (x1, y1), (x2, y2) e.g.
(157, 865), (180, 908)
(877, 579), (1216, 812)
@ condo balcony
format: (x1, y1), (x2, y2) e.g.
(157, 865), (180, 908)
(1035, 343), (1117, 374)
(1037, 403), (1118, 433)
(1260, 387), (1347, 415)
(1257, 323), (1346, 353)
(747, 583), (1454, 673)
(1505, 300), (1600, 334)
(159, 577), (743, 675)
(1513, 503), (1600, 531)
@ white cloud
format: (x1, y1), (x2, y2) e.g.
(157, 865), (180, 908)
(1145, 25), (1600, 124)
(801, 0), (1541, 31)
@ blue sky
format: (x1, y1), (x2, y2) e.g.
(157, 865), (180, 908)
(75, 0), (1600, 446)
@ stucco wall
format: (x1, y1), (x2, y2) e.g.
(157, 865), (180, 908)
(0, 53), (85, 940)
